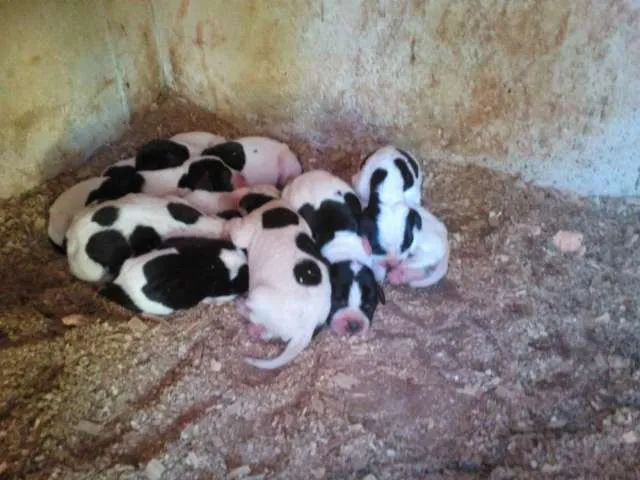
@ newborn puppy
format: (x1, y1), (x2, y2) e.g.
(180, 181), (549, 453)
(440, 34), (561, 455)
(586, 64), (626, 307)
(360, 170), (423, 282)
(387, 206), (449, 288)
(99, 236), (248, 315)
(202, 136), (302, 188)
(65, 194), (226, 283)
(281, 170), (384, 335)
(328, 260), (385, 335)
(181, 184), (280, 217)
(226, 200), (331, 370)
(352, 145), (423, 206)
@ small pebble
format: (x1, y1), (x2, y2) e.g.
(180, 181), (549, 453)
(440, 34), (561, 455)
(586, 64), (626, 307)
(622, 431), (638, 444)
(145, 459), (165, 480)
(210, 359), (222, 372)
(552, 230), (584, 253)
(128, 316), (149, 334)
(62, 314), (89, 327)
(362, 475), (378, 480)
(75, 420), (103, 436)
(229, 465), (251, 479)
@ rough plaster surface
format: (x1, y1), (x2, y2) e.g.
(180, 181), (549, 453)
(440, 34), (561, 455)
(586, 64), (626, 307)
(153, 0), (640, 197)
(0, 0), (162, 199)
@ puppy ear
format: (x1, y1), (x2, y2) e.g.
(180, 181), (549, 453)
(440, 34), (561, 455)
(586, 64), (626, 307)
(376, 282), (386, 305)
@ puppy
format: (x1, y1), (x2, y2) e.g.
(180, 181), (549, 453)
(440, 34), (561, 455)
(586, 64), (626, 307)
(65, 194), (226, 283)
(352, 145), (423, 206)
(99, 236), (248, 315)
(281, 170), (385, 334)
(226, 200), (331, 370)
(48, 156), (244, 250)
(387, 206), (449, 288)
(360, 170), (423, 282)
(202, 136), (302, 188)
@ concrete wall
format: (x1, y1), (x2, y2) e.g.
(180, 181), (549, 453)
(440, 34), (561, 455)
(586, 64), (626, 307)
(0, 0), (162, 199)
(153, 0), (640, 197)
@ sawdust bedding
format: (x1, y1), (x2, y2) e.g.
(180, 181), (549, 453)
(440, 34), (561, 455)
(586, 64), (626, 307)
(1, 95), (639, 479)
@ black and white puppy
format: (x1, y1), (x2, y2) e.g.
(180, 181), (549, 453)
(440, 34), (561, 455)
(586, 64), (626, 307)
(352, 145), (423, 206)
(48, 155), (244, 251)
(65, 194), (226, 283)
(201, 136), (302, 188)
(281, 169), (385, 335)
(225, 199), (332, 370)
(360, 169), (423, 282)
(99, 236), (248, 316)
(47, 132), (229, 250)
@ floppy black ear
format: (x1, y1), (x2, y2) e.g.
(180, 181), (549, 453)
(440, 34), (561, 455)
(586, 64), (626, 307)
(401, 208), (422, 253)
(376, 282), (386, 305)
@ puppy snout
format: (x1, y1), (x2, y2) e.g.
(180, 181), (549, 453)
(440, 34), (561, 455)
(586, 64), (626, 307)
(231, 172), (247, 189)
(385, 257), (400, 268)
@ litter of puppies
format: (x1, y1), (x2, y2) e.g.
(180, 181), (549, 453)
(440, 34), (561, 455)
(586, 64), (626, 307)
(47, 131), (449, 369)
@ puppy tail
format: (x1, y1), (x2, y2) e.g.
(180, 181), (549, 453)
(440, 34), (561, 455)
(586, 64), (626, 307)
(244, 325), (315, 370)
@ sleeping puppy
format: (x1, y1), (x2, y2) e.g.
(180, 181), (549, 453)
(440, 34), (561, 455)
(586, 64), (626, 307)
(99, 131), (226, 177)
(360, 170), (423, 282)
(225, 200), (331, 370)
(202, 136), (302, 188)
(281, 169), (385, 335)
(386, 205), (449, 288)
(65, 193), (226, 283)
(47, 155), (244, 251)
(99, 236), (248, 316)
(352, 145), (423, 206)
(181, 184), (280, 218)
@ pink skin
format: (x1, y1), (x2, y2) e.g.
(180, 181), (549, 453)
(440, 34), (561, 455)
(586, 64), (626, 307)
(236, 299), (273, 341)
(362, 237), (372, 255)
(231, 172), (247, 189)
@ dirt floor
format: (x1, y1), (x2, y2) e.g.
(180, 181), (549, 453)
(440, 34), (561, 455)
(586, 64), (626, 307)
(1, 95), (639, 480)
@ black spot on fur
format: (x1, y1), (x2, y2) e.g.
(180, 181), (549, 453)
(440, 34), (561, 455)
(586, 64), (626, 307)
(202, 142), (246, 171)
(394, 158), (415, 191)
(299, 198), (360, 249)
(103, 165), (134, 178)
(129, 226), (162, 256)
(85, 169), (145, 206)
(178, 158), (234, 192)
(293, 259), (323, 286)
(91, 206), (119, 227)
(85, 230), (132, 278)
(359, 169), (390, 255)
(239, 193), (276, 214)
(99, 283), (141, 312)
(261, 207), (299, 229)
(217, 209), (243, 220)
(139, 237), (248, 311)
(343, 192), (363, 218)
(401, 208), (423, 253)
(167, 202), (201, 224)
(396, 147), (420, 177)
(136, 139), (190, 171)
(295, 232), (328, 265)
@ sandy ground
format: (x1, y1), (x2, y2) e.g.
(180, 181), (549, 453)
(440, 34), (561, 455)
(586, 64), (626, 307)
(1, 96), (639, 480)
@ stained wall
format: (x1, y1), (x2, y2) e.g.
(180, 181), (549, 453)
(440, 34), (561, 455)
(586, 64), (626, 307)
(153, 0), (640, 196)
(0, 0), (162, 198)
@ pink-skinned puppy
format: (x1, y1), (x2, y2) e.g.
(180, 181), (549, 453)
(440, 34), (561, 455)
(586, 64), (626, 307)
(65, 193), (227, 284)
(387, 206), (449, 287)
(281, 169), (385, 336)
(352, 145), (423, 206)
(225, 199), (331, 370)
(201, 136), (302, 188)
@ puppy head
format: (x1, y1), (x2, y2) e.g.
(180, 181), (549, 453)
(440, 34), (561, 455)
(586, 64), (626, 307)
(328, 261), (386, 336)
